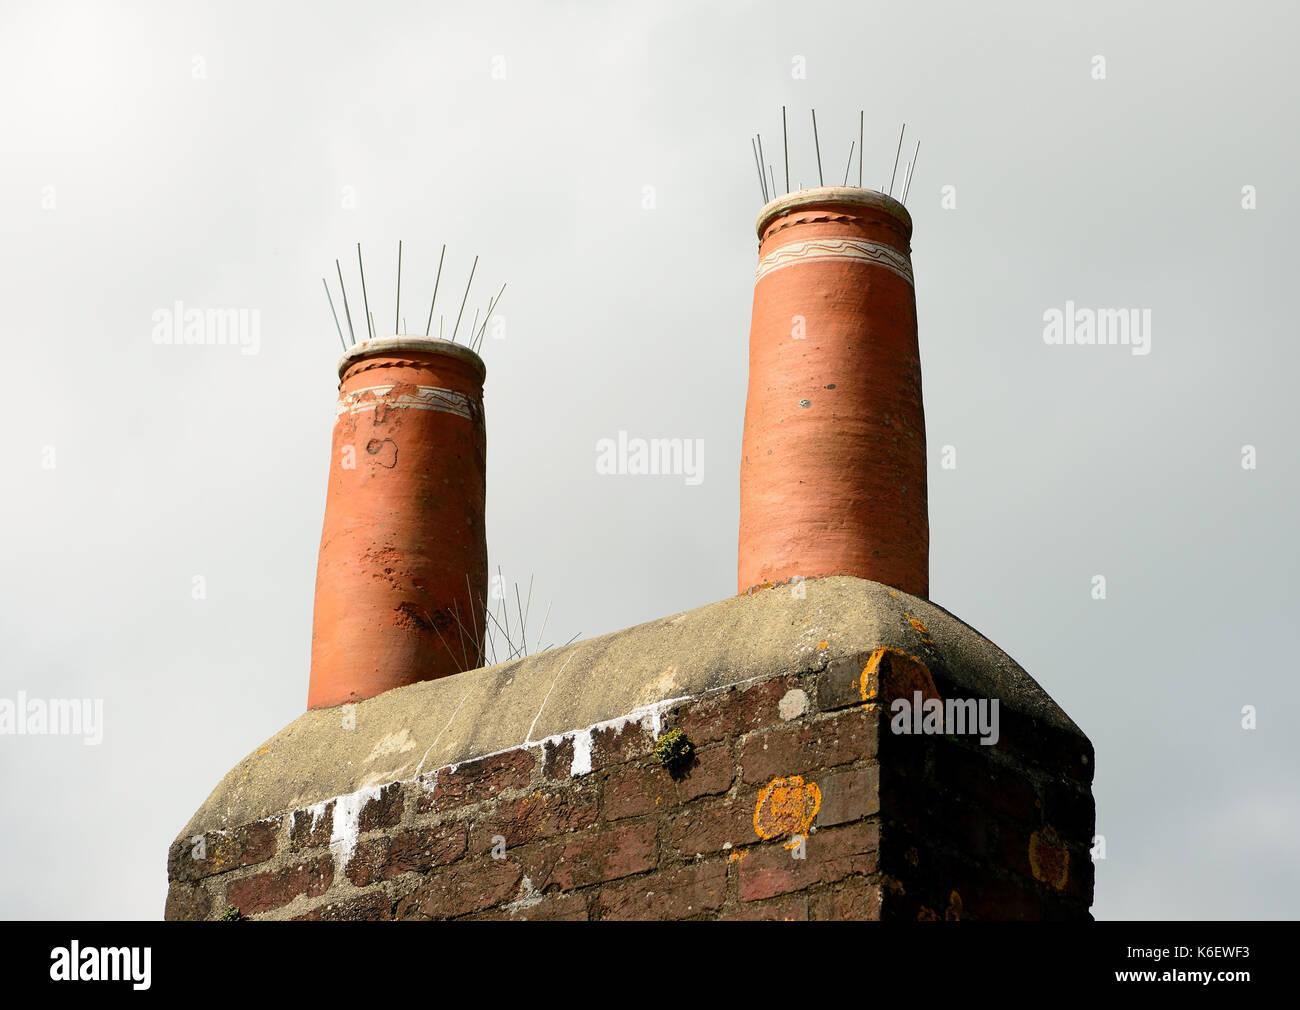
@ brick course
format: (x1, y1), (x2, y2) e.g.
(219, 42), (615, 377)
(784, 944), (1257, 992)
(166, 664), (1094, 921)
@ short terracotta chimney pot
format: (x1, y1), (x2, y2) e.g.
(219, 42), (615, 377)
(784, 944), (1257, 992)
(307, 336), (488, 709)
(738, 186), (929, 598)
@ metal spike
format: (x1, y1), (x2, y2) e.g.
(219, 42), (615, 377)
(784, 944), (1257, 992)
(497, 565), (510, 644)
(451, 256), (478, 343)
(357, 243), (374, 340)
(425, 244), (446, 336)
(888, 123), (906, 197)
(858, 111), (864, 187)
(757, 134), (770, 201)
(473, 282), (507, 353)
(752, 137), (767, 203)
(395, 240), (402, 333)
(323, 278), (346, 352)
(515, 582), (526, 657)
(903, 140), (920, 203)
(782, 106), (789, 194)
(335, 260), (356, 346)
(842, 141), (855, 186)
(811, 109), (823, 186)
(465, 573), (482, 666)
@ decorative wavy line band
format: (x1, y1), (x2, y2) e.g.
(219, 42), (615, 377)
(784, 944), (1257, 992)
(756, 238), (914, 286)
(337, 384), (478, 421)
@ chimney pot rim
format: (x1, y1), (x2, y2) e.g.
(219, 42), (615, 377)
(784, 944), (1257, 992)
(755, 186), (912, 240)
(337, 335), (487, 381)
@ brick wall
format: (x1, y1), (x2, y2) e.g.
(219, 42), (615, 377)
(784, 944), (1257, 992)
(166, 649), (1094, 921)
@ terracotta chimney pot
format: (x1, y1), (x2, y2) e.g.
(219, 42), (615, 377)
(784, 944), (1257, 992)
(738, 186), (928, 598)
(307, 336), (488, 709)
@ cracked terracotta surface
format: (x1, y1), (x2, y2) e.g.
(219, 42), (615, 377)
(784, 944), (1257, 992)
(307, 337), (488, 709)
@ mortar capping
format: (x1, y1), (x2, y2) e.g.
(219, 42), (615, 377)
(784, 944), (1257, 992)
(174, 576), (1090, 841)
(337, 335), (487, 382)
(756, 186), (913, 241)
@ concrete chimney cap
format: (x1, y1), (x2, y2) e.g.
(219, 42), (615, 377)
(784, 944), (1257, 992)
(755, 186), (913, 240)
(337, 335), (487, 381)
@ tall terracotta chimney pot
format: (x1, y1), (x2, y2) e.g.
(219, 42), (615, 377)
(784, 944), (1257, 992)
(738, 186), (928, 598)
(307, 335), (488, 709)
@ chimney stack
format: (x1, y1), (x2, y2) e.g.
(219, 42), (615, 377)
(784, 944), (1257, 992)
(307, 335), (488, 709)
(738, 186), (928, 598)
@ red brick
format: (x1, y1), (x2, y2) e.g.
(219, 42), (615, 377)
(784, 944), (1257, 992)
(1041, 777), (1095, 841)
(524, 821), (659, 892)
(225, 854), (333, 915)
(357, 783), (404, 832)
(722, 895), (810, 921)
(667, 795), (756, 856)
(469, 788), (599, 850)
(947, 871), (1041, 921)
(169, 817), (282, 883)
(737, 821), (879, 902)
(815, 764), (880, 827)
(603, 762), (675, 821)
(164, 882), (213, 921)
(466, 892), (591, 921)
(817, 653), (877, 712)
(676, 745), (735, 802)
(290, 803), (333, 851)
(420, 748), (536, 812)
(394, 858), (524, 919)
(991, 707), (1093, 784)
(293, 892), (393, 921)
(596, 860), (729, 920)
(673, 675), (802, 745)
(346, 823), (467, 886)
(741, 709), (878, 784)
(542, 736), (575, 781)
(811, 877), (883, 920)
(928, 742), (1038, 823)
(591, 719), (655, 767)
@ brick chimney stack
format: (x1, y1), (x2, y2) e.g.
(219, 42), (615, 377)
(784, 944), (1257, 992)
(738, 186), (928, 598)
(307, 336), (488, 710)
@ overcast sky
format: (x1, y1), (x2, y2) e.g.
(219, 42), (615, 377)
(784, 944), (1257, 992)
(2, 0), (1296, 920)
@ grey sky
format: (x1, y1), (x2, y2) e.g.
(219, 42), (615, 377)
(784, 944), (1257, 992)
(1, 0), (1296, 919)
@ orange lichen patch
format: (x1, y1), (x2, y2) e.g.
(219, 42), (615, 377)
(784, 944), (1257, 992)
(727, 847), (749, 864)
(903, 612), (937, 650)
(945, 891), (963, 921)
(754, 775), (822, 843)
(817, 640), (829, 650)
(1029, 826), (1070, 891)
(917, 906), (938, 921)
(881, 875), (906, 895)
(858, 648), (941, 706)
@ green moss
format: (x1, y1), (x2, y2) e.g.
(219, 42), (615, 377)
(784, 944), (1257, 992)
(218, 905), (244, 921)
(654, 728), (695, 774)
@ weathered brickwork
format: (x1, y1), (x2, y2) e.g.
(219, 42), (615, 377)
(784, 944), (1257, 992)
(166, 649), (1094, 921)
